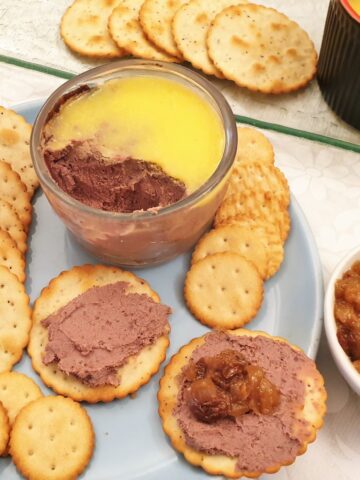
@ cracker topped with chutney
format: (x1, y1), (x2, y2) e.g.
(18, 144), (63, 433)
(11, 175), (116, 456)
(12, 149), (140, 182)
(159, 329), (326, 478)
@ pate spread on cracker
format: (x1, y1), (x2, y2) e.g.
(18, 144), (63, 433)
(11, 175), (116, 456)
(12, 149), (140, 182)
(42, 281), (171, 387)
(158, 329), (326, 478)
(29, 264), (171, 402)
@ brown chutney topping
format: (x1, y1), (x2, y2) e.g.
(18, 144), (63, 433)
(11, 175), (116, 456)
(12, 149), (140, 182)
(183, 349), (280, 423)
(334, 260), (360, 373)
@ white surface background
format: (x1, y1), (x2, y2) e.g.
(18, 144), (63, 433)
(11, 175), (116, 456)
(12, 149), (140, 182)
(1, 52), (360, 480)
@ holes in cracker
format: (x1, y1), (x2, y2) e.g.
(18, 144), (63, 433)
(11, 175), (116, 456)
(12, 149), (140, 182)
(51, 464), (56, 471)
(72, 445), (77, 453)
(28, 449), (34, 456)
(28, 424), (33, 430)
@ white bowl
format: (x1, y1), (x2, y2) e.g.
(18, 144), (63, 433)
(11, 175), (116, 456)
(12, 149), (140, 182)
(324, 245), (360, 395)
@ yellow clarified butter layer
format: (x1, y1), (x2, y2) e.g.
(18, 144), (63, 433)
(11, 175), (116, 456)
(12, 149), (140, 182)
(46, 77), (225, 192)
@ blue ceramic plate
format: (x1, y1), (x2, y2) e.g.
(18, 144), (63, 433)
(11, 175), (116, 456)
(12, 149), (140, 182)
(1, 101), (323, 480)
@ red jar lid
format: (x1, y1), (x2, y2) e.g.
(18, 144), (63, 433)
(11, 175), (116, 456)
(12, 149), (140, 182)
(341, 0), (360, 22)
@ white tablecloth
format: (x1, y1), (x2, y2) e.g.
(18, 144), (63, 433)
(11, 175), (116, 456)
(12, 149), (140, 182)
(1, 62), (360, 480)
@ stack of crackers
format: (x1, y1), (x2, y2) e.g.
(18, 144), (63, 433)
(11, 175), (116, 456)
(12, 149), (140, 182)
(0, 107), (37, 377)
(0, 107), (37, 278)
(0, 375), (94, 480)
(0, 108), (95, 479)
(61, 0), (317, 94)
(185, 126), (290, 329)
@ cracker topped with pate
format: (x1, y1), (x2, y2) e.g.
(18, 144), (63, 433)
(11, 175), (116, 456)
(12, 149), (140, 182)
(158, 329), (326, 478)
(28, 264), (171, 402)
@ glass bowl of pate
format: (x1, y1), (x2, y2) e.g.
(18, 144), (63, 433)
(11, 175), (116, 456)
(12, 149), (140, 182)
(31, 60), (237, 266)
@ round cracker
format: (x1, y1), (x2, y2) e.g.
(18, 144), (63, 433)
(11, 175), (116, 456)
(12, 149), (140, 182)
(184, 252), (263, 329)
(207, 4), (317, 94)
(158, 329), (327, 479)
(0, 106), (39, 196)
(0, 229), (25, 283)
(61, 0), (126, 58)
(0, 199), (27, 254)
(28, 264), (170, 403)
(109, 1), (177, 62)
(140, 0), (188, 59)
(10, 396), (94, 480)
(0, 372), (43, 426)
(222, 220), (284, 279)
(215, 216), (281, 241)
(227, 162), (290, 207)
(192, 225), (268, 279)
(0, 401), (9, 456)
(0, 160), (32, 230)
(235, 127), (275, 167)
(215, 191), (290, 242)
(173, 0), (247, 77)
(0, 265), (32, 373)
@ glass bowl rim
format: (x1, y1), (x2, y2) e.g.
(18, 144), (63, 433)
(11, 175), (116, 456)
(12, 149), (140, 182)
(30, 59), (237, 221)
